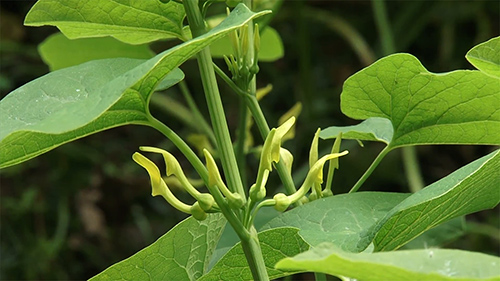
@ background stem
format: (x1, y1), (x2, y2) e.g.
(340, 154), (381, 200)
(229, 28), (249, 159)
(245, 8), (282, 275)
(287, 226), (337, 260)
(372, 0), (424, 192)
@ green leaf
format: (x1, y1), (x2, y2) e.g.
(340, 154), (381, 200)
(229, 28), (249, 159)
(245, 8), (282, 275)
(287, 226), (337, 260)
(199, 227), (309, 281)
(402, 217), (466, 250)
(90, 214), (226, 281)
(210, 26), (284, 62)
(39, 33), (154, 71)
(260, 192), (410, 252)
(276, 243), (500, 281)
(360, 149), (500, 251)
(466, 36), (500, 78)
(0, 4), (269, 168)
(340, 53), (500, 147)
(320, 117), (393, 144)
(25, 0), (186, 44)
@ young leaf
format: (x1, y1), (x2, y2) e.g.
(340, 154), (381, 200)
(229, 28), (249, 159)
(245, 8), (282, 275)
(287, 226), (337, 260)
(89, 214), (226, 281)
(210, 26), (284, 62)
(199, 227), (309, 281)
(276, 243), (500, 281)
(359, 149), (500, 251)
(320, 117), (393, 144)
(466, 36), (500, 78)
(335, 53), (500, 147)
(0, 4), (268, 168)
(39, 33), (154, 71)
(25, 0), (187, 44)
(260, 192), (410, 252)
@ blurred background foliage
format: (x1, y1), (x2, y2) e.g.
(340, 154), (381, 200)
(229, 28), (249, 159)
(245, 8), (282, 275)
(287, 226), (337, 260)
(1, 0), (499, 280)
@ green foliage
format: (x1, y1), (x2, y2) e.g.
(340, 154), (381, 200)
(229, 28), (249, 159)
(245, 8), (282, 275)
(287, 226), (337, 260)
(39, 33), (155, 71)
(322, 53), (500, 147)
(261, 192), (409, 251)
(466, 36), (500, 78)
(0, 3), (267, 168)
(2, 1), (499, 280)
(90, 214), (226, 281)
(363, 149), (500, 251)
(276, 243), (500, 281)
(25, 0), (187, 43)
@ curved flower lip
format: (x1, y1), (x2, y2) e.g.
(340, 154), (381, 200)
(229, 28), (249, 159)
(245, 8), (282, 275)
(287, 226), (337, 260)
(138, 146), (216, 211)
(132, 152), (191, 214)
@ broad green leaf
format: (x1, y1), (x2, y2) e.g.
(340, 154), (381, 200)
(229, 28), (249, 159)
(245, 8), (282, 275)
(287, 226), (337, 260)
(359, 149), (500, 251)
(340, 53), (500, 147)
(402, 217), (465, 250)
(199, 227), (309, 281)
(25, 0), (186, 44)
(260, 192), (410, 252)
(276, 243), (500, 281)
(0, 4), (269, 168)
(90, 214), (226, 281)
(210, 26), (284, 62)
(320, 117), (393, 144)
(466, 36), (500, 78)
(39, 33), (154, 71)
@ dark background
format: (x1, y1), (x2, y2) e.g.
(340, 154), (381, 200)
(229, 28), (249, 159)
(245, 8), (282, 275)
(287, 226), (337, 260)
(1, 0), (499, 280)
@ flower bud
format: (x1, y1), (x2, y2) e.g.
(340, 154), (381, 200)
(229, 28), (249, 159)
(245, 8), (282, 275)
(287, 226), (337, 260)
(190, 202), (208, 221)
(273, 193), (291, 212)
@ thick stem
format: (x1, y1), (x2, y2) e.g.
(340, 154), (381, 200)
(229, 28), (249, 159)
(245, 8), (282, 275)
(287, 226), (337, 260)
(234, 97), (248, 185)
(184, 0), (245, 199)
(148, 116), (209, 185)
(239, 226), (269, 281)
(349, 146), (391, 193)
(184, 2), (268, 280)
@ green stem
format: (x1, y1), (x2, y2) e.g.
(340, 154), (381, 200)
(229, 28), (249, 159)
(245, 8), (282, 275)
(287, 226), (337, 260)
(349, 146), (391, 193)
(239, 226), (269, 281)
(403, 146), (425, 192)
(184, 2), (268, 280)
(184, 0), (245, 199)
(178, 81), (217, 144)
(213, 63), (249, 97)
(148, 116), (209, 185)
(245, 95), (300, 202)
(314, 272), (328, 281)
(235, 97), (249, 186)
(372, 0), (425, 193)
(372, 0), (395, 55)
(150, 94), (199, 130)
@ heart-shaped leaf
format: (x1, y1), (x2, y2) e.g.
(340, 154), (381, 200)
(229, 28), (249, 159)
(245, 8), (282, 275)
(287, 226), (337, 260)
(322, 39), (500, 147)
(0, 4), (269, 168)
(90, 214), (226, 281)
(276, 243), (500, 281)
(359, 149), (500, 251)
(25, 0), (187, 44)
